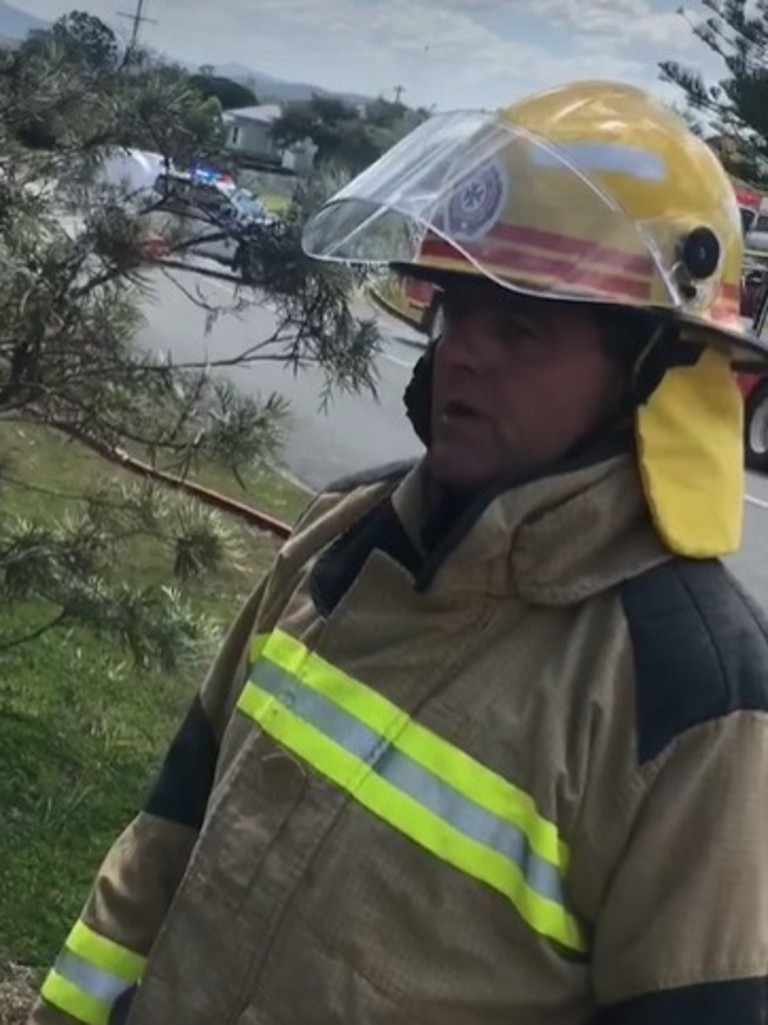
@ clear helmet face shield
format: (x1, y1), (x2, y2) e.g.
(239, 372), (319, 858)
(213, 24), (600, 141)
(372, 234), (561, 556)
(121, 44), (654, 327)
(302, 110), (748, 335)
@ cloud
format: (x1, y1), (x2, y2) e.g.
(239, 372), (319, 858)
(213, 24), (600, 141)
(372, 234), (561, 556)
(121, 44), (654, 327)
(214, 0), (687, 106)
(18, 0), (720, 109)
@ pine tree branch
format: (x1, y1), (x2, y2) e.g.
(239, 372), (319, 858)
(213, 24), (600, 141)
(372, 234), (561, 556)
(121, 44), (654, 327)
(0, 610), (68, 652)
(0, 33), (377, 670)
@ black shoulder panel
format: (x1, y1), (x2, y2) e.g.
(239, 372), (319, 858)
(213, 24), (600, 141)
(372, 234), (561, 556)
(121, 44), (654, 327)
(310, 498), (422, 617)
(144, 696), (218, 830)
(621, 558), (768, 765)
(324, 459), (417, 495)
(592, 975), (768, 1024)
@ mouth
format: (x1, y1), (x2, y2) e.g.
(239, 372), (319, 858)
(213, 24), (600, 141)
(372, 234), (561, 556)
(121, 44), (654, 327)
(440, 399), (486, 421)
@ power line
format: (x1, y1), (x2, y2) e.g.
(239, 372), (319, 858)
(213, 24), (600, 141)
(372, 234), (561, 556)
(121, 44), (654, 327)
(117, 0), (156, 51)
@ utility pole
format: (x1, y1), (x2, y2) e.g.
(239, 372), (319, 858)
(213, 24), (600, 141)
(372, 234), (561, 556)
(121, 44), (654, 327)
(117, 0), (156, 53)
(394, 85), (405, 105)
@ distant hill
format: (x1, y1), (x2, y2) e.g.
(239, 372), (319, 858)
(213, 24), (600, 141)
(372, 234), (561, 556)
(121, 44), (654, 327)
(0, 5), (374, 107)
(0, 0), (48, 40)
(212, 64), (374, 106)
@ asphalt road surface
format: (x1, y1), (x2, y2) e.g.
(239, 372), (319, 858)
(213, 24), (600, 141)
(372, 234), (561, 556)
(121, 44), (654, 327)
(135, 263), (768, 609)
(135, 264), (424, 488)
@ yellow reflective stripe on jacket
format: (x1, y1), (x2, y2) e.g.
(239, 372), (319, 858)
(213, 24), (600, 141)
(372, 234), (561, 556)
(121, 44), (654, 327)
(66, 920), (145, 980)
(242, 629), (586, 953)
(254, 630), (566, 867)
(41, 971), (111, 1025)
(41, 919), (145, 1025)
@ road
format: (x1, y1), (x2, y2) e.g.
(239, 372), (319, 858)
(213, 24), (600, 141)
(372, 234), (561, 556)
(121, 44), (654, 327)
(135, 263), (768, 608)
(136, 265), (424, 488)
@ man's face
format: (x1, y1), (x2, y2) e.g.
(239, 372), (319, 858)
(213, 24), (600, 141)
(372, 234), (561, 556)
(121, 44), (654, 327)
(427, 278), (627, 493)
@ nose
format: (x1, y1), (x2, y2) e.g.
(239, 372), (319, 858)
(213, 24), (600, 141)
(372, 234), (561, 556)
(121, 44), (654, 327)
(438, 307), (495, 373)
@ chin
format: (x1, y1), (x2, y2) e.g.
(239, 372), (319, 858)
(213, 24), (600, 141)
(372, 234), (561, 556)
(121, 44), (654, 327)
(425, 448), (494, 495)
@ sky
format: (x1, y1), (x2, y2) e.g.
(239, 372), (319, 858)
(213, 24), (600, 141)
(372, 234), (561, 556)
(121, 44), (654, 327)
(15, 0), (725, 109)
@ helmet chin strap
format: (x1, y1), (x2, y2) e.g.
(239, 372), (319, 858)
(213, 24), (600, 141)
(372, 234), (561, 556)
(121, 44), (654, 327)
(403, 343), (435, 447)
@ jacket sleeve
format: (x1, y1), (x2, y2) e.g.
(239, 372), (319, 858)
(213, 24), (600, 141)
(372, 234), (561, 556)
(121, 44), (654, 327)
(27, 487), (348, 1025)
(588, 709), (768, 1024)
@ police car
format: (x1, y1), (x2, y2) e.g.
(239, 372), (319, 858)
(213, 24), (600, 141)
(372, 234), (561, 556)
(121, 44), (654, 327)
(150, 164), (278, 278)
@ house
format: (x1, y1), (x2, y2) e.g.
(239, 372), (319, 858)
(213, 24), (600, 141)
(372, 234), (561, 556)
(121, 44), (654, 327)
(223, 103), (316, 174)
(224, 104), (282, 161)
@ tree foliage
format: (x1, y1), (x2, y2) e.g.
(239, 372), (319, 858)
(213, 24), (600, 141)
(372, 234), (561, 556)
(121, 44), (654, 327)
(270, 93), (429, 175)
(189, 72), (258, 111)
(23, 10), (120, 74)
(660, 0), (768, 184)
(0, 475), (231, 672)
(11, 15), (225, 163)
(0, 14), (380, 669)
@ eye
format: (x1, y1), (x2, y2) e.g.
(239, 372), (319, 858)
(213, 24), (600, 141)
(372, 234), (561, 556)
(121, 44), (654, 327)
(493, 313), (543, 348)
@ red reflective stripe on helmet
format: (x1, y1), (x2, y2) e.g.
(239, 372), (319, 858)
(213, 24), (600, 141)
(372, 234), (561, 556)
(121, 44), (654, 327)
(710, 306), (742, 325)
(490, 222), (654, 276)
(712, 285), (742, 320)
(420, 237), (653, 301)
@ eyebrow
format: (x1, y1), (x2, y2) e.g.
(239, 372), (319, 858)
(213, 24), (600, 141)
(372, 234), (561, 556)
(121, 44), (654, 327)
(493, 308), (544, 334)
(447, 291), (548, 334)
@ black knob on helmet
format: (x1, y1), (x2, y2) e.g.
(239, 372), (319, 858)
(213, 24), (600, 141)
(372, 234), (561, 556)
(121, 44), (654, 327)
(681, 227), (720, 280)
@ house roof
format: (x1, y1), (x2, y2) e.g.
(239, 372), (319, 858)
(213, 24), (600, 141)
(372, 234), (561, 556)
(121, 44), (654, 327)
(226, 103), (282, 124)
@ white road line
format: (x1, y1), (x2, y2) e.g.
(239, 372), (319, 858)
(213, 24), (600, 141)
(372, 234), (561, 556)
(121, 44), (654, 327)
(196, 281), (417, 372)
(380, 352), (416, 370)
(746, 493), (768, 510)
(200, 272), (418, 368)
(208, 279), (236, 295)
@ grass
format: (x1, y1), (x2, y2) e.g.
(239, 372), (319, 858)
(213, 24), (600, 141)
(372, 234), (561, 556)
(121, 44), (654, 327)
(0, 420), (310, 1011)
(260, 191), (291, 215)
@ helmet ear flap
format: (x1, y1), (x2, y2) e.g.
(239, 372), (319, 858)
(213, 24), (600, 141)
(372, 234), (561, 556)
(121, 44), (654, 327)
(635, 345), (743, 558)
(403, 343), (435, 447)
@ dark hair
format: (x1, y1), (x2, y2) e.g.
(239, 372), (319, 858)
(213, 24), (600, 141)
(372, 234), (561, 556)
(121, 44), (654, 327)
(597, 306), (706, 405)
(596, 306), (658, 368)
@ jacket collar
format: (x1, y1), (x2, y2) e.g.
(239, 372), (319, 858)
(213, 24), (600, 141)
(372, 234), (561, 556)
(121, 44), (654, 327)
(390, 450), (669, 606)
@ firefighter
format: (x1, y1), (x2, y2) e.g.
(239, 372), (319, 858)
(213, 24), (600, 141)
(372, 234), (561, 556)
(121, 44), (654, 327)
(31, 81), (768, 1025)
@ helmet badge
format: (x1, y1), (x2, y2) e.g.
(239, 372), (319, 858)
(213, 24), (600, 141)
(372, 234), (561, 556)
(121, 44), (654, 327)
(445, 160), (507, 241)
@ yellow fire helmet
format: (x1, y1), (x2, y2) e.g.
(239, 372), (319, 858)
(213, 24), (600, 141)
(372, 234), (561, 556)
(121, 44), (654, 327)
(303, 80), (768, 558)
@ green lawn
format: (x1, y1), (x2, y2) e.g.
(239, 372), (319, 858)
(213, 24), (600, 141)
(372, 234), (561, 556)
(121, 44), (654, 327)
(0, 421), (310, 992)
(260, 192), (291, 215)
